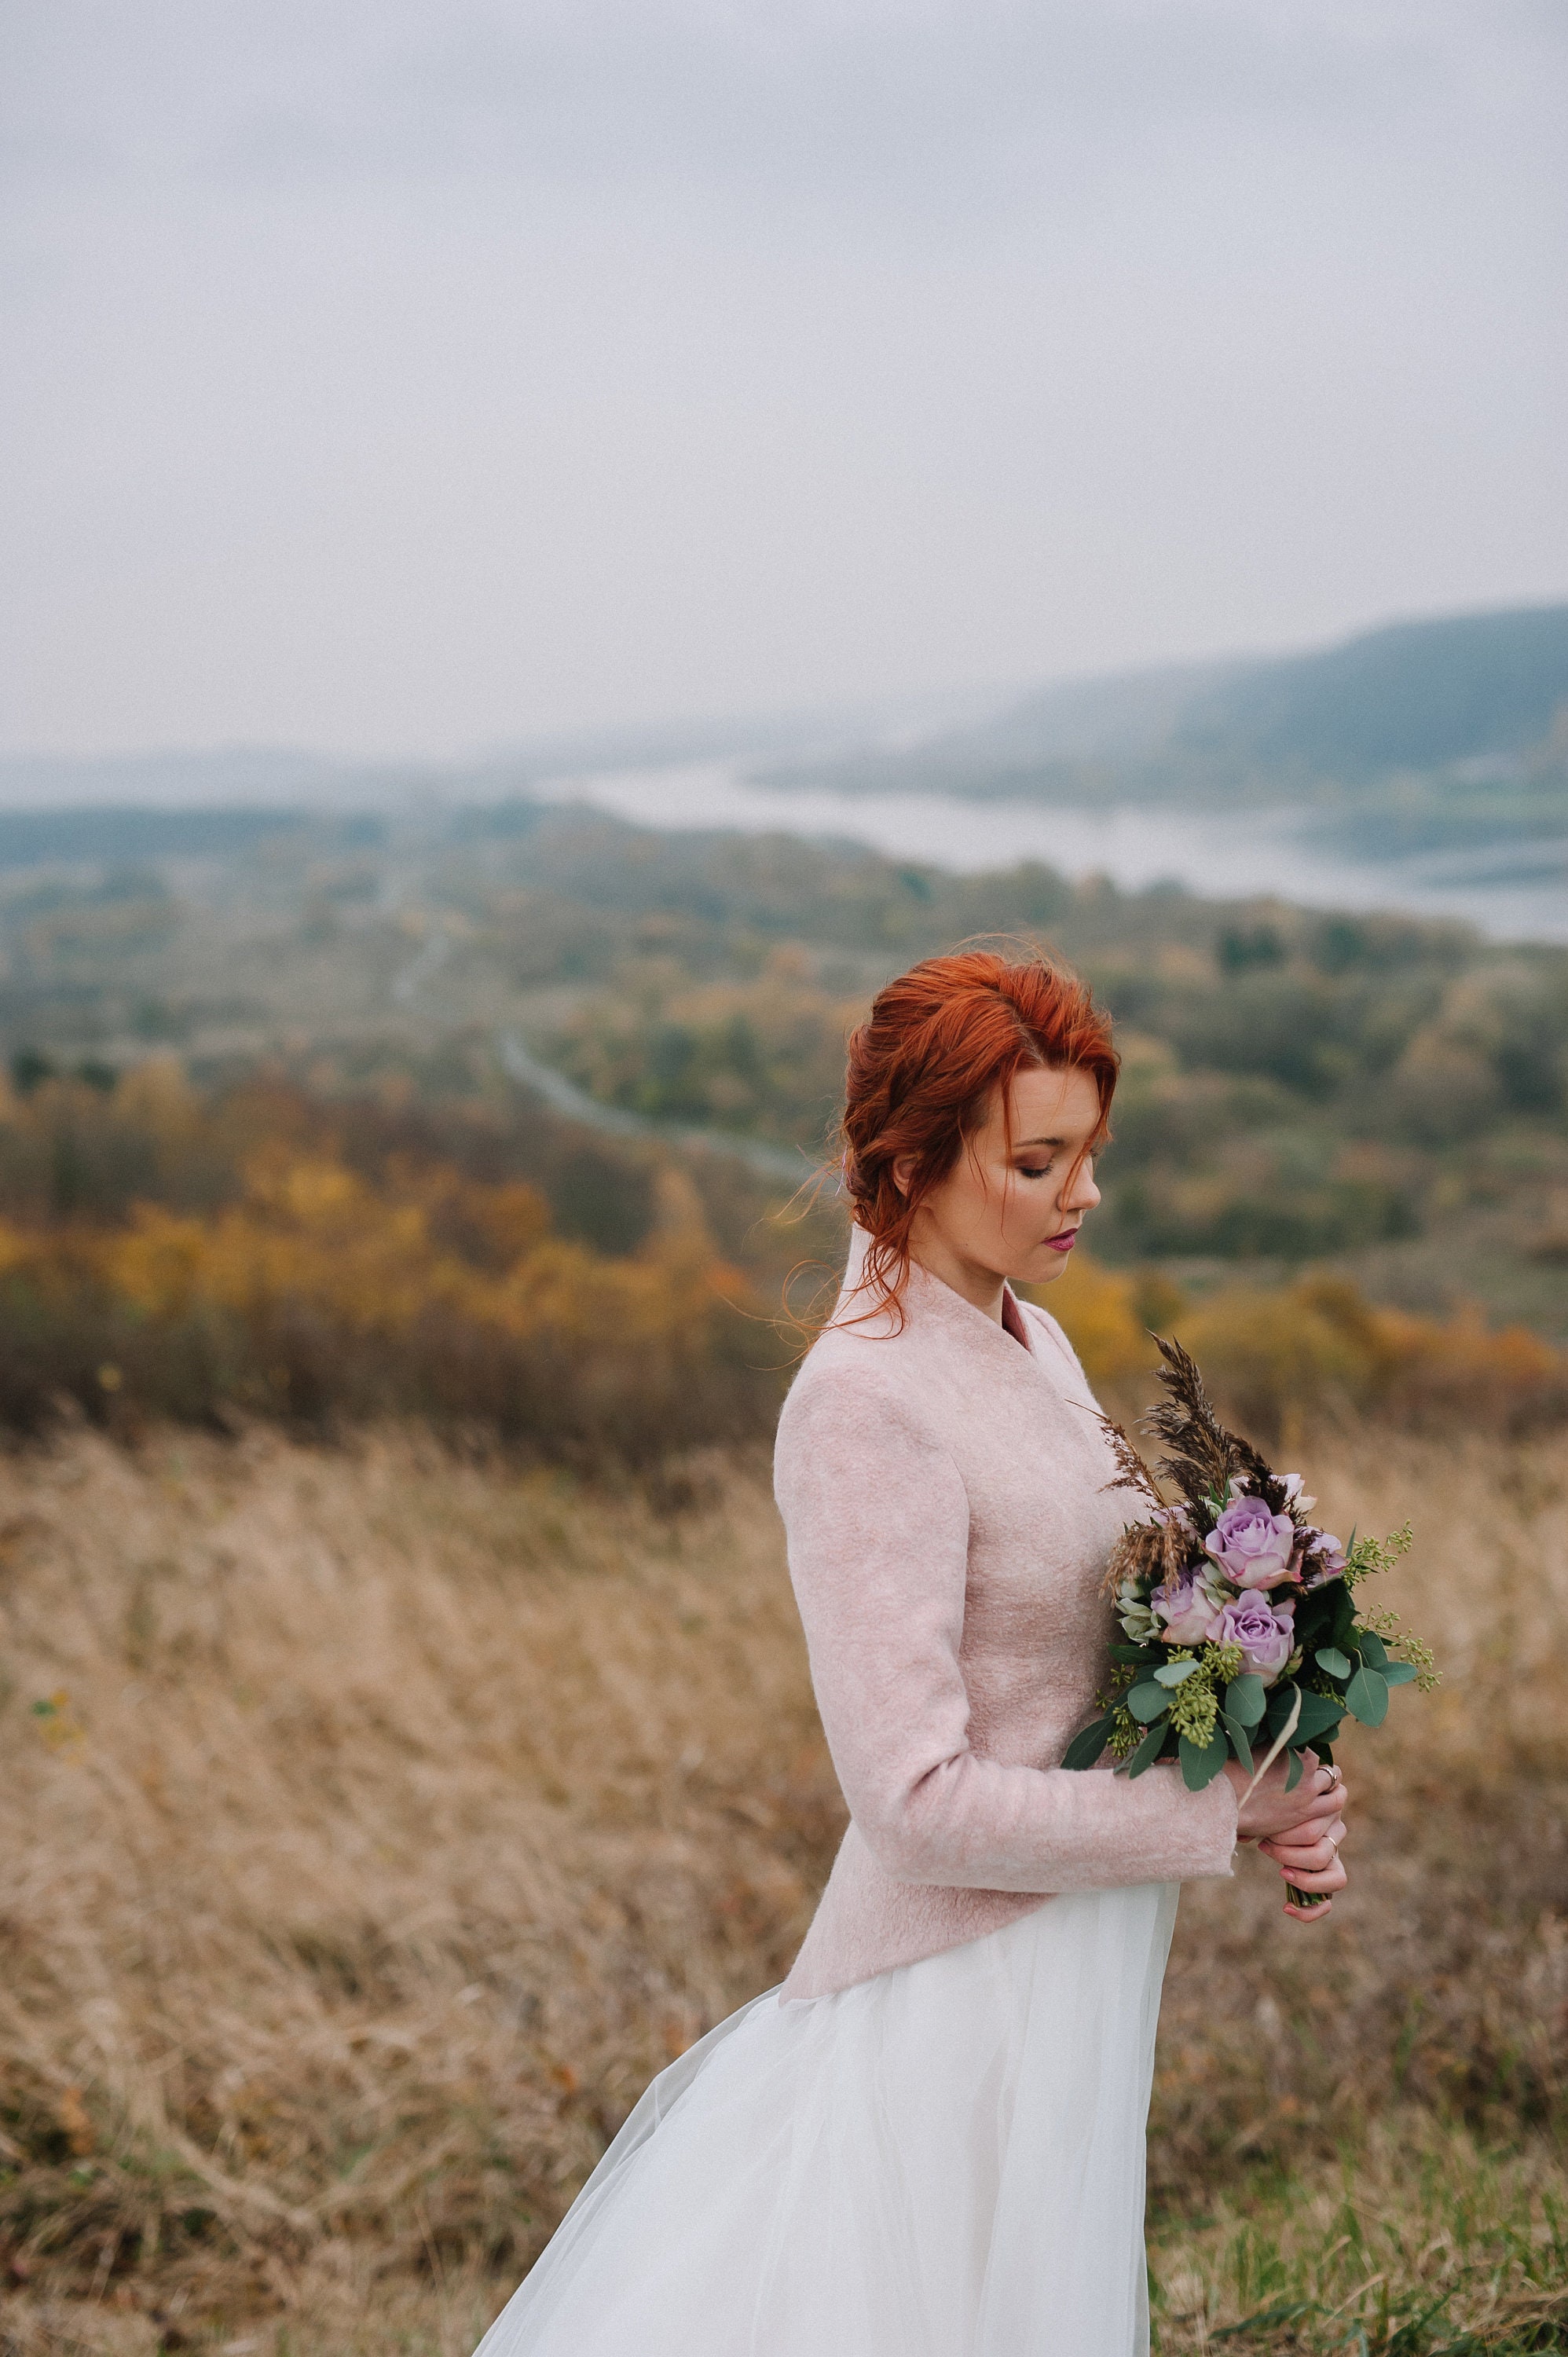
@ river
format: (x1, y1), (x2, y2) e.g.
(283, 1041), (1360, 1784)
(533, 760), (1567, 944)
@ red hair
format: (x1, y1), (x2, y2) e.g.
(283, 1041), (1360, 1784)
(837, 945), (1117, 1324)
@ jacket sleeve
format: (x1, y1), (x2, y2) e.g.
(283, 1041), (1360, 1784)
(774, 1364), (1236, 1893)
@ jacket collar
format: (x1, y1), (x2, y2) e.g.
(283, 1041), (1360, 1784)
(831, 1230), (1107, 1472)
(834, 1224), (1041, 1370)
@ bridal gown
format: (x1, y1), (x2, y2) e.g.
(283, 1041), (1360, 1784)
(474, 1880), (1178, 2357)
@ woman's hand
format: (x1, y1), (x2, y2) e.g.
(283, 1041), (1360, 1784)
(1222, 1751), (1349, 1922)
(1261, 1808), (1348, 1918)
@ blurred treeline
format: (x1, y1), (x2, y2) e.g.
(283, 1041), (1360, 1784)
(0, 798), (1564, 1454)
(0, 1061), (777, 1461)
(1037, 1252), (1565, 1442)
(507, 814), (1568, 1281)
(0, 1052), (1559, 1458)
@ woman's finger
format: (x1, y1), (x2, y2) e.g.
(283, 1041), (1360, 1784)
(1276, 1845), (1349, 1890)
(1277, 1786), (1348, 1835)
(1263, 1829), (1348, 1867)
(1262, 1834), (1341, 1875)
(1270, 1794), (1340, 1839)
(1283, 1858), (1343, 1910)
(1283, 1869), (1347, 1901)
(1262, 1817), (1346, 1861)
(1281, 1849), (1347, 1887)
(1301, 1766), (1351, 1813)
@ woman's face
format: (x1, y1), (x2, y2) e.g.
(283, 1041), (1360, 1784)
(902, 1064), (1104, 1293)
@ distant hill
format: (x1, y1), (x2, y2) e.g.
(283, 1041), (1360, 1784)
(929, 655), (1254, 767)
(761, 603), (1568, 826)
(1171, 604), (1568, 780)
(5, 604), (1565, 879)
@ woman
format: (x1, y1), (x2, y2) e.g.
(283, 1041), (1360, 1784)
(475, 948), (1348, 2357)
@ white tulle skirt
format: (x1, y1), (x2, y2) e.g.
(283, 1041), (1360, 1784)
(474, 1880), (1179, 2357)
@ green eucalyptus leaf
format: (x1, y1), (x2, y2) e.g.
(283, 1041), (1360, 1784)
(1330, 1590), (1359, 1649)
(1356, 1627), (1390, 1669)
(1124, 1721), (1173, 1780)
(1179, 1729), (1229, 1791)
(1061, 1717), (1114, 1769)
(1223, 1673), (1267, 1728)
(1152, 1659), (1198, 1688)
(1284, 1746), (1306, 1792)
(1127, 1682), (1172, 1724)
(1293, 1691), (1346, 1745)
(1220, 1714), (1253, 1772)
(1314, 1645), (1353, 1681)
(1382, 1661), (1420, 1688)
(1345, 1665), (1390, 1726)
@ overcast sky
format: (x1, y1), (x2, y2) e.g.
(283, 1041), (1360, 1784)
(2, 0), (1566, 761)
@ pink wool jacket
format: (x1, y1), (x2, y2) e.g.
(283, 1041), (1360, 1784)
(773, 1231), (1238, 2003)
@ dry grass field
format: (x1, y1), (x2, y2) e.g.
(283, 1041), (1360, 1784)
(0, 1418), (1564, 2355)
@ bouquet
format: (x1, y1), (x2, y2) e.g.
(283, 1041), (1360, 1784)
(1064, 1338), (1438, 1905)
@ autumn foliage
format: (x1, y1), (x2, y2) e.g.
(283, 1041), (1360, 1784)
(1039, 1250), (1566, 1441)
(0, 1065), (777, 1459)
(0, 1057), (1559, 1460)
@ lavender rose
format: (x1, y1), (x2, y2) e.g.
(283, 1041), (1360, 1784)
(1207, 1591), (1296, 1685)
(1151, 1566), (1222, 1646)
(1301, 1529), (1346, 1588)
(1204, 1494), (1298, 1589)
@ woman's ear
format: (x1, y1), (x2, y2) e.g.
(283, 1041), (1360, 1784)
(891, 1153), (916, 1200)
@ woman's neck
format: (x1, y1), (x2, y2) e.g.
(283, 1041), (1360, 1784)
(907, 1235), (1009, 1324)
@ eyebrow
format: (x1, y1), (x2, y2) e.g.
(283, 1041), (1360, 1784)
(1013, 1135), (1071, 1149)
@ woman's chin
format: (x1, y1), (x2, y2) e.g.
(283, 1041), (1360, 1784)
(1017, 1250), (1072, 1287)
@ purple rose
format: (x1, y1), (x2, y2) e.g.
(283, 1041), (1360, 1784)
(1204, 1494), (1298, 1589)
(1301, 1530), (1346, 1589)
(1152, 1567), (1219, 1647)
(1207, 1592), (1296, 1686)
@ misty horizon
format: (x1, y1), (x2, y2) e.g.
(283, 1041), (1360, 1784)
(4, 591), (1566, 777)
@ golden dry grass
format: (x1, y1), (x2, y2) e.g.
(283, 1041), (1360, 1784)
(0, 1431), (836, 2352)
(1146, 1432), (1568, 2353)
(0, 1422), (1563, 2354)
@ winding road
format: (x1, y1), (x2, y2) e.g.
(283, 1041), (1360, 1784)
(390, 922), (814, 1187)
